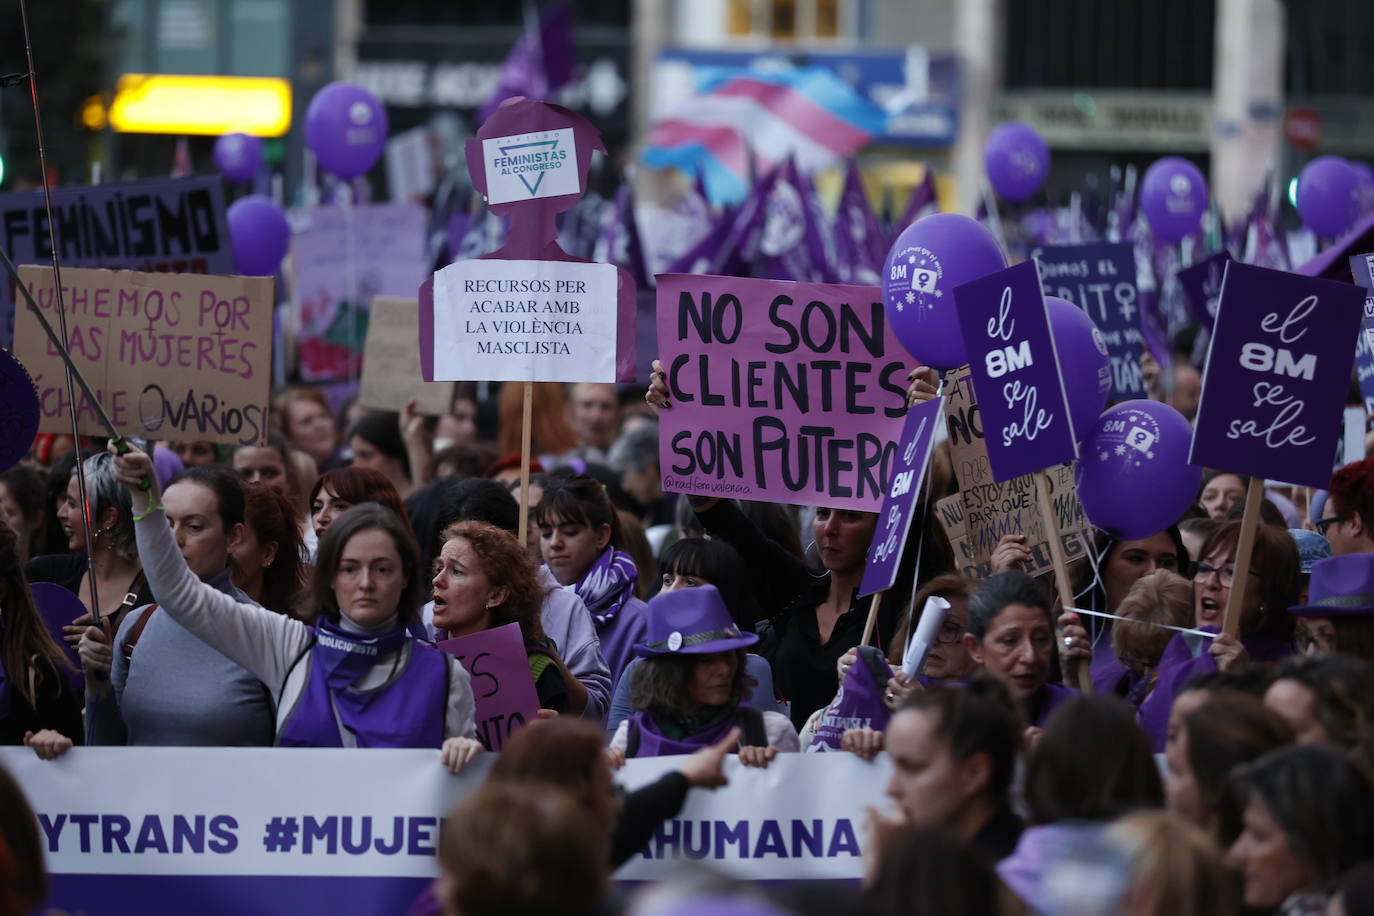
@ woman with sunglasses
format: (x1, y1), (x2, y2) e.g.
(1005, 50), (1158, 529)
(1137, 520), (1300, 750)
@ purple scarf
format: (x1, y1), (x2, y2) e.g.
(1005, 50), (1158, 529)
(574, 547), (639, 627)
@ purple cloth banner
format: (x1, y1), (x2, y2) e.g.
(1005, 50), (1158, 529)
(655, 273), (913, 511)
(833, 160), (883, 286)
(436, 622), (540, 751)
(1190, 262), (1364, 488)
(1031, 242), (1146, 399)
(858, 396), (943, 597)
(1177, 251), (1232, 330)
(954, 260), (1079, 482)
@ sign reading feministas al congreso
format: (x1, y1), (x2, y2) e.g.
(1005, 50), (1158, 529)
(430, 259), (618, 383)
(655, 274), (914, 512)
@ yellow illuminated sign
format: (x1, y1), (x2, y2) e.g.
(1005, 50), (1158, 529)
(108, 74), (292, 137)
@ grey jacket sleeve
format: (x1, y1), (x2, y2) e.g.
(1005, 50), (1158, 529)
(537, 569), (612, 723)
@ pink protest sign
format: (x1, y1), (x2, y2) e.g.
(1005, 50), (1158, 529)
(436, 622), (540, 752)
(655, 274), (914, 511)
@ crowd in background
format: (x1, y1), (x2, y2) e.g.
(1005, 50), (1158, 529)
(4, 366), (1374, 916)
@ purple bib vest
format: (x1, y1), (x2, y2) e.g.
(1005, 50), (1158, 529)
(277, 624), (449, 749)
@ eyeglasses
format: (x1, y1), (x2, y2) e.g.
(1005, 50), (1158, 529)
(1192, 561), (1257, 588)
(935, 620), (963, 645)
(1315, 515), (1349, 536)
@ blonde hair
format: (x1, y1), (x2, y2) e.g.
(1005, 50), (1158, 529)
(1112, 569), (1192, 661)
(1106, 811), (1237, 916)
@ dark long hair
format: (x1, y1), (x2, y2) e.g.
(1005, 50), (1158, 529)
(657, 537), (763, 631)
(1182, 691), (1293, 845)
(534, 473), (624, 549)
(311, 503), (425, 625)
(629, 649), (754, 719)
(241, 482), (305, 615)
(0, 518), (72, 707)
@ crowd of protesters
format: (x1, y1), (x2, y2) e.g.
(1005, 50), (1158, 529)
(5, 368), (1374, 916)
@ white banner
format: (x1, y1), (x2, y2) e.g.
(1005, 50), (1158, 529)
(431, 259), (618, 383)
(2, 747), (890, 910)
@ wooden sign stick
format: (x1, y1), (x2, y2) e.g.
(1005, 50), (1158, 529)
(1221, 477), (1266, 638)
(1034, 468), (1092, 694)
(516, 381), (534, 547)
(860, 592), (884, 649)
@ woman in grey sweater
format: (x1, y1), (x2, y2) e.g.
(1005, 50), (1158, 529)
(99, 446), (479, 770)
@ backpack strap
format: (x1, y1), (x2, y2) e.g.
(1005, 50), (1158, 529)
(625, 717), (641, 758)
(122, 604), (159, 663)
(735, 705), (768, 749)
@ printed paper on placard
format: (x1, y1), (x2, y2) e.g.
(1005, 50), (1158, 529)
(482, 128), (581, 205)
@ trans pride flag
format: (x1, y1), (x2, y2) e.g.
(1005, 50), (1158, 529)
(644, 67), (886, 205)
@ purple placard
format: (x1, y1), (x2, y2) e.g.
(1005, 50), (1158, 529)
(1190, 262), (1364, 488)
(1031, 242), (1146, 399)
(954, 260), (1078, 483)
(0, 348), (39, 471)
(1348, 253), (1374, 415)
(858, 396), (943, 597)
(1177, 251), (1233, 330)
(30, 582), (85, 681)
(436, 622), (540, 752)
(654, 274), (913, 511)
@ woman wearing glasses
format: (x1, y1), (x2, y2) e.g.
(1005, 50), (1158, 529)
(1137, 520), (1301, 750)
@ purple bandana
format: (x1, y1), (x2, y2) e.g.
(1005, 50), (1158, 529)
(574, 547), (640, 627)
(807, 646), (892, 752)
(314, 619), (411, 690)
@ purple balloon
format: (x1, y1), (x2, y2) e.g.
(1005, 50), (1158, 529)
(985, 122), (1050, 202)
(213, 132), (263, 184)
(1139, 157), (1208, 242)
(0, 347), (38, 473)
(304, 82), (388, 179)
(1075, 400), (1202, 541)
(227, 195), (290, 276)
(882, 213), (1007, 369)
(1045, 297), (1110, 444)
(1297, 155), (1362, 238)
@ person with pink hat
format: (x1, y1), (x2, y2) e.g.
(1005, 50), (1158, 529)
(608, 585), (798, 765)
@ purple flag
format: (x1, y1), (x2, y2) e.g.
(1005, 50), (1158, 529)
(593, 183), (649, 288)
(477, 3), (576, 122)
(894, 168), (938, 240)
(954, 260), (1079, 482)
(833, 160), (883, 285)
(739, 159), (836, 284)
(859, 397), (944, 597)
(1177, 251), (1232, 330)
(1190, 262), (1364, 488)
(558, 188), (609, 261)
(663, 198), (747, 278)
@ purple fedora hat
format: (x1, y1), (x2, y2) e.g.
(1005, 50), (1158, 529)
(635, 584), (758, 656)
(1290, 554), (1374, 616)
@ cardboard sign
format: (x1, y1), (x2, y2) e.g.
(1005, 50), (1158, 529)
(954, 260), (1078, 483)
(943, 366), (1089, 578)
(357, 296), (455, 415)
(1032, 242), (1145, 399)
(655, 273), (912, 511)
(1178, 251), (1232, 330)
(482, 128), (580, 205)
(290, 202), (428, 382)
(430, 259), (618, 383)
(1191, 262), (1364, 489)
(0, 176), (233, 349)
(436, 622), (541, 752)
(13, 266), (273, 445)
(858, 396), (943, 597)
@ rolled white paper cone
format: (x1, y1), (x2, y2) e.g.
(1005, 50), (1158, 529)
(902, 595), (951, 679)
